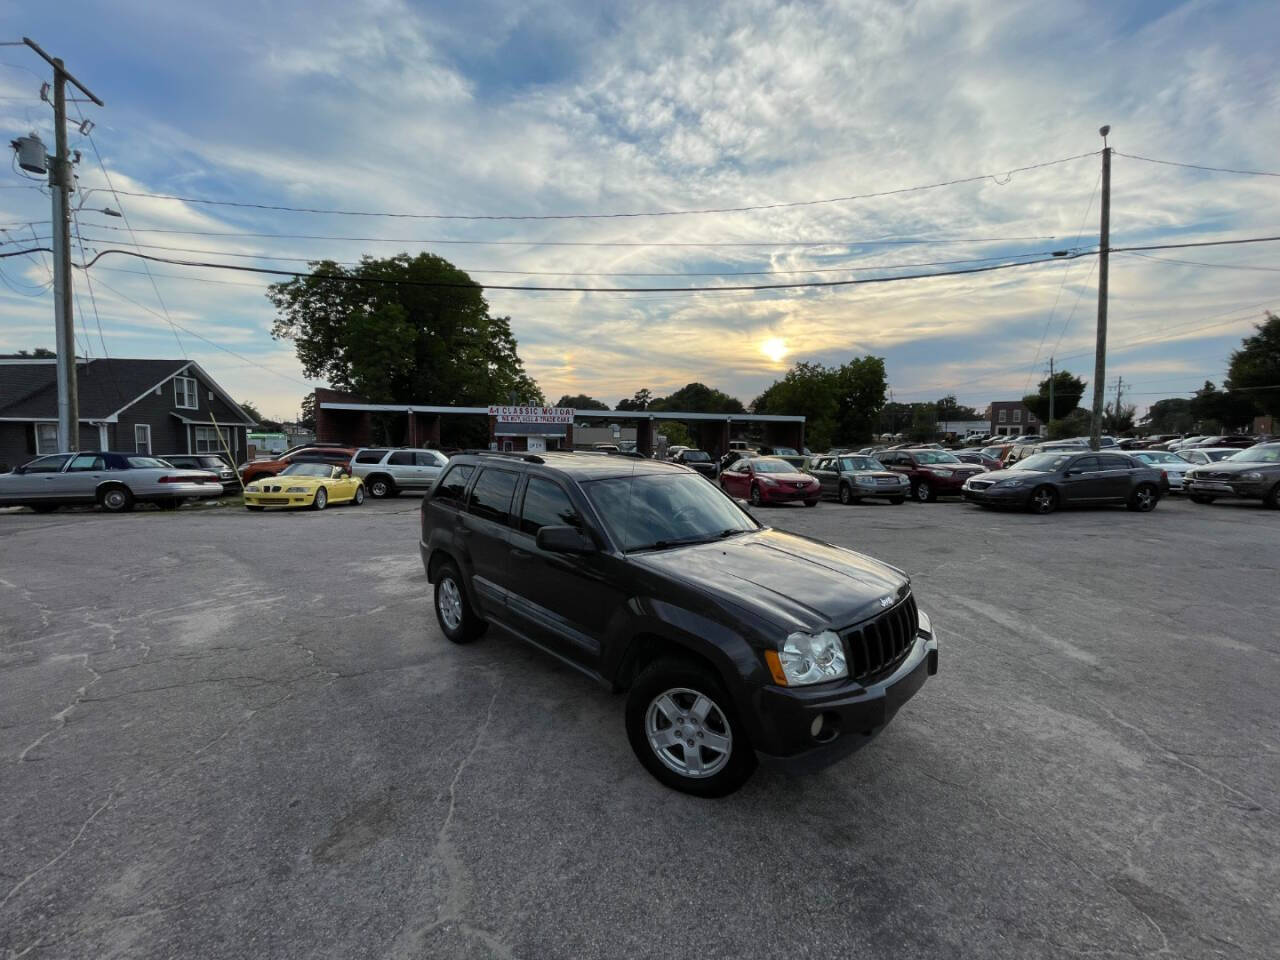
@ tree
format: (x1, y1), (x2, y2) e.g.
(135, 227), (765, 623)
(935, 394), (982, 423)
(1226, 311), (1280, 417)
(1190, 380), (1255, 433)
(752, 357), (887, 449)
(555, 394), (609, 410)
(269, 253), (544, 412)
(1023, 370), (1086, 423)
(1047, 409), (1091, 440)
(1103, 400), (1136, 434)
(908, 403), (938, 442)
(657, 421), (693, 448)
(239, 401), (283, 431)
(1143, 398), (1194, 434)
(616, 388), (652, 411)
(298, 394), (316, 431)
(648, 382), (745, 414)
(0, 348), (55, 358)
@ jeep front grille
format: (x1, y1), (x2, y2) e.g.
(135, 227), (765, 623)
(841, 594), (919, 682)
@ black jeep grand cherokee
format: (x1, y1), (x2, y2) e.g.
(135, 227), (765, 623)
(419, 451), (938, 797)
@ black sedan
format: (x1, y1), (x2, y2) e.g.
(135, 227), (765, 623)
(961, 451), (1167, 515)
(671, 448), (717, 479)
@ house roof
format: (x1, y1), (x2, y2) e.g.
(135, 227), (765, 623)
(0, 358), (255, 425)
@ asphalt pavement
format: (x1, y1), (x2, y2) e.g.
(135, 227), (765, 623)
(1, 492), (1276, 959)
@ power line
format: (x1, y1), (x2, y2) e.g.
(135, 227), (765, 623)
(1114, 151), (1280, 178)
(96, 152), (1099, 221)
(70, 221), (1061, 248)
(1120, 251), (1280, 273)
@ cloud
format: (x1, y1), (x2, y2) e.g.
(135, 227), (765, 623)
(0, 0), (1276, 418)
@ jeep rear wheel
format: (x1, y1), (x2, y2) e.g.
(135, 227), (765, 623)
(434, 561), (486, 644)
(625, 659), (755, 798)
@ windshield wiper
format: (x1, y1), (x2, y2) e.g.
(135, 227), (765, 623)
(632, 528), (747, 552)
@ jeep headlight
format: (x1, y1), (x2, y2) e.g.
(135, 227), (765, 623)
(285, 485), (309, 493)
(769, 630), (847, 686)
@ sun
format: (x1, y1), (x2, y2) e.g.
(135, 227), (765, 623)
(760, 337), (788, 363)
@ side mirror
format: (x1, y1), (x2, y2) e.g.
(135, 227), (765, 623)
(536, 524), (596, 555)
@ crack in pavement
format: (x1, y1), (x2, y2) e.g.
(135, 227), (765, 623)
(0, 791), (115, 911)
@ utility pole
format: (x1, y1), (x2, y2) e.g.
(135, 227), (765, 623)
(22, 39), (104, 452)
(1048, 356), (1055, 431)
(1089, 125), (1112, 452)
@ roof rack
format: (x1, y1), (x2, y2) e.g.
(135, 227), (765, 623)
(460, 449), (546, 464)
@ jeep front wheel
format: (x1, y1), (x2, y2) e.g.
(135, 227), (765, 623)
(625, 659), (755, 798)
(434, 561), (486, 644)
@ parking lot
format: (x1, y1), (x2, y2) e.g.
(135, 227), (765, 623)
(1, 494), (1276, 960)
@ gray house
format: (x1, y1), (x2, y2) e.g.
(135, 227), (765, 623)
(0, 357), (256, 471)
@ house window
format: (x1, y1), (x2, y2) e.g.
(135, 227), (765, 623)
(174, 376), (198, 409)
(134, 423), (151, 454)
(194, 426), (223, 453)
(998, 409), (1008, 423)
(34, 422), (59, 454)
(1013, 409), (1022, 423)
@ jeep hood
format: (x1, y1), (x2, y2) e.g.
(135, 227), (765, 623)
(631, 528), (908, 634)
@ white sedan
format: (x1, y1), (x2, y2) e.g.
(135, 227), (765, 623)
(1177, 447), (1242, 466)
(1128, 449), (1192, 491)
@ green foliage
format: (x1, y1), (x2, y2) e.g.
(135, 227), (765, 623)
(239, 401), (283, 432)
(298, 394), (316, 431)
(0, 347), (56, 358)
(556, 394), (609, 410)
(1047, 409), (1091, 439)
(935, 394), (982, 422)
(909, 403), (938, 442)
(1103, 400), (1136, 434)
(657, 421), (693, 448)
(616, 388), (652, 411)
(1142, 397), (1194, 434)
(1190, 380), (1256, 432)
(1023, 370), (1086, 423)
(648, 382), (746, 414)
(268, 253), (544, 413)
(752, 357), (887, 450)
(1226, 311), (1280, 417)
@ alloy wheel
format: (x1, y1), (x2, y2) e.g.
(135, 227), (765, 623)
(915, 481), (931, 502)
(438, 577), (463, 631)
(1133, 486), (1156, 511)
(314, 488), (327, 510)
(1031, 487), (1057, 514)
(644, 687), (733, 779)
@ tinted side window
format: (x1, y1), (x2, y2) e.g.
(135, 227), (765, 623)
(416, 451), (443, 467)
(24, 455), (71, 473)
(356, 449), (389, 464)
(468, 469), (518, 524)
(520, 477), (582, 536)
(434, 464), (474, 503)
(1100, 455), (1131, 469)
(1073, 456), (1101, 472)
(388, 451), (415, 466)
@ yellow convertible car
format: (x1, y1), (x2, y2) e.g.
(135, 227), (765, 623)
(243, 462), (365, 511)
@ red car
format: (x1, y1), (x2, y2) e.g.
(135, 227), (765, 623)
(876, 448), (989, 502)
(719, 456), (820, 507)
(239, 446), (356, 484)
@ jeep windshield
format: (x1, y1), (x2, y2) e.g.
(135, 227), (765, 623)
(582, 473), (757, 552)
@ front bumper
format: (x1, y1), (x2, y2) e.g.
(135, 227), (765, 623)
(751, 629), (939, 774)
(961, 483), (1028, 506)
(243, 489), (316, 508)
(758, 481), (821, 502)
(850, 479), (910, 498)
(1183, 477), (1269, 500)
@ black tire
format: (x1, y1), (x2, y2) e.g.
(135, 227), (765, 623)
(351, 485), (365, 506)
(750, 484), (763, 508)
(312, 487), (328, 511)
(1265, 483), (1280, 510)
(888, 496), (905, 505)
(838, 484), (855, 505)
(29, 504), (58, 514)
(624, 658), (756, 798)
(913, 480), (934, 503)
(434, 561), (486, 643)
(1188, 494), (1215, 505)
(803, 499), (819, 508)
(1127, 483), (1159, 512)
(367, 475), (394, 499)
(99, 485), (134, 513)
(1028, 485), (1058, 515)
(245, 505), (265, 512)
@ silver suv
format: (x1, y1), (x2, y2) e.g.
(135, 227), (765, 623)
(351, 447), (450, 498)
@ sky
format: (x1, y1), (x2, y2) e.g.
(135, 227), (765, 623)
(1, 0), (1277, 420)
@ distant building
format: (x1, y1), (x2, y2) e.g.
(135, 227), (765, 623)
(988, 400), (1041, 437)
(0, 356), (256, 471)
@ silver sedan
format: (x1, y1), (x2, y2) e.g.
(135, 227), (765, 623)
(0, 451), (223, 513)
